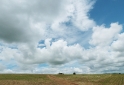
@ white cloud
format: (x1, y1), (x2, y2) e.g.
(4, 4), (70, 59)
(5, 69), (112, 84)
(83, 23), (124, 73)
(0, 64), (5, 71)
(111, 33), (124, 52)
(0, 45), (17, 61)
(90, 23), (122, 46)
(0, 0), (66, 43)
(73, 67), (83, 73)
(16, 39), (83, 65)
(51, 0), (96, 32)
(33, 66), (84, 74)
(72, 0), (96, 31)
(0, 0), (124, 74)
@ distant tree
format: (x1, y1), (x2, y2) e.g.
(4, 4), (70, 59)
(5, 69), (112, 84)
(58, 73), (64, 75)
(73, 72), (76, 75)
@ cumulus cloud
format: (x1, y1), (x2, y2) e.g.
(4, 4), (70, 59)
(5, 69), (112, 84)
(111, 33), (124, 52)
(0, 64), (5, 71)
(51, 0), (96, 32)
(16, 39), (83, 65)
(0, 0), (124, 74)
(86, 23), (124, 73)
(0, 0), (65, 43)
(0, 45), (17, 61)
(72, 0), (96, 31)
(90, 23), (122, 46)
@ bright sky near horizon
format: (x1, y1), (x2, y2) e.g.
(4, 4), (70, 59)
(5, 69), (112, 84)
(0, 0), (124, 74)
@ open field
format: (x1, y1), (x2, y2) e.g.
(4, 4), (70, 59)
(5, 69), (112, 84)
(0, 74), (124, 85)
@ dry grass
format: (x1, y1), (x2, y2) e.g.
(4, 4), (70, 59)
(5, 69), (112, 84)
(55, 74), (124, 85)
(0, 74), (55, 85)
(0, 74), (124, 85)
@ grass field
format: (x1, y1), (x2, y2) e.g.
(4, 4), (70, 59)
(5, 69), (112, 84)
(0, 74), (123, 85)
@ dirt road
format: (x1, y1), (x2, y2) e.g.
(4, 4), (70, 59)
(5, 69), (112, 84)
(47, 75), (78, 85)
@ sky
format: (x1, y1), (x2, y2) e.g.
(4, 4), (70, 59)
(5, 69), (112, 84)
(0, 0), (124, 74)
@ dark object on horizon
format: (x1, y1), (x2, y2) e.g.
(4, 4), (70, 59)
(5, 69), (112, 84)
(104, 73), (122, 74)
(73, 72), (76, 75)
(112, 73), (121, 74)
(58, 73), (64, 75)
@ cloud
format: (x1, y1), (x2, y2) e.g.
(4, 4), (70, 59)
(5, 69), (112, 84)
(0, 64), (5, 71)
(90, 23), (122, 46)
(0, 0), (95, 45)
(0, 0), (124, 74)
(85, 23), (124, 73)
(72, 0), (96, 31)
(51, 0), (96, 32)
(0, 45), (17, 61)
(111, 33), (124, 52)
(16, 39), (83, 65)
(39, 67), (83, 74)
(0, 0), (65, 43)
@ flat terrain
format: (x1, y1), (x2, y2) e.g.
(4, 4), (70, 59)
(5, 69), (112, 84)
(0, 74), (123, 85)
